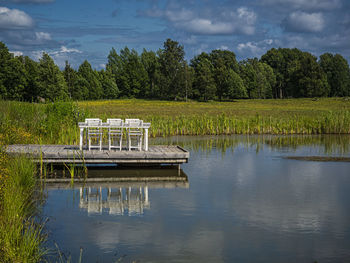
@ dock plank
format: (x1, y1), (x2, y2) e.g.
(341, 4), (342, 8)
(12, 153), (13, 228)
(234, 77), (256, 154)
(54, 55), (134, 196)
(6, 144), (189, 165)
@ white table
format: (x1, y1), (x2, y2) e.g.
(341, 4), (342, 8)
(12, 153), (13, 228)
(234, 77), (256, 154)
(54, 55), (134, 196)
(78, 122), (151, 151)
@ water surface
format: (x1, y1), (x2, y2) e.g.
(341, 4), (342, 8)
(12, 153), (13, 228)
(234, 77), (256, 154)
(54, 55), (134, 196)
(43, 135), (350, 262)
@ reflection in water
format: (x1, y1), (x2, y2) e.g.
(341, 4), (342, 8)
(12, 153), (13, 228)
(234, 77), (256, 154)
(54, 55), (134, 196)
(45, 167), (189, 217)
(44, 135), (350, 263)
(79, 186), (150, 216)
(152, 134), (350, 155)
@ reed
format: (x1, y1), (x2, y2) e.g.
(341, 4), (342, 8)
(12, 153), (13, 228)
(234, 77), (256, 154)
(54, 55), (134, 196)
(0, 100), (87, 145)
(144, 111), (350, 137)
(80, 98), (350, 137)
(0, 152), (46, 262)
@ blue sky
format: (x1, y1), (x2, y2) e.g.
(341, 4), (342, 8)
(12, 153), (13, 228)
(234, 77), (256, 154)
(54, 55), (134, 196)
(1, 0), (349, 69)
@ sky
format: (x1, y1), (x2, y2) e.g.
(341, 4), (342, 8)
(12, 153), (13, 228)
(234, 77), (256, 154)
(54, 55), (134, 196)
(0, 0), (349, 69)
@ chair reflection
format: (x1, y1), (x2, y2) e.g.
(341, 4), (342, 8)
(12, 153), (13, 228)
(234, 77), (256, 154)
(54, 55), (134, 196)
(79, 186), (150, 216)
(46, 167), (189, 216)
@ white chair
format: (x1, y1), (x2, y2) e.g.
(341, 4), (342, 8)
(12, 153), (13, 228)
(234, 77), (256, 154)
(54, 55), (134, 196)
(86, 119), (102, 151)
(107, 118), (123, 151)
(125, 119), (143, 151)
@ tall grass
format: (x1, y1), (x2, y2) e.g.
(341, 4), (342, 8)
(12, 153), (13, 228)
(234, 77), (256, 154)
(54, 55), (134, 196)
(81, 98), (350, 137)
(0, 99), (349, 146)
(146, 111), (350, 137)
(0, 151), (46, 262)
(0, 100), (88, 145)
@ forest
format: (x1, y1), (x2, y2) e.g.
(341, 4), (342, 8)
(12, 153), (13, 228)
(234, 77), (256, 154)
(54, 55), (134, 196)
(0, 39), (350, 102)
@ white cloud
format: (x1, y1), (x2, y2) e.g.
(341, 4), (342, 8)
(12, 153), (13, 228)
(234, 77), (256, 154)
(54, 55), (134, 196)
(31, 50), (44, 61)
(184, 19), (235, 35)
(144, 6), (257, 35)
(0, 7), (34, 29)
(10, 50), (23, 57)
(48, 46), (83, 68)
(0, 30), (54, 46)
(284, 11), (325, 33)
(29, 46), (83, 68)
(50, 46), (82, 55)
(237, 39), (274, 57)
(218, 45), (229, 50)
(237, 42), (261, 55)
(237, 7), (257, 25)
(35, 31), (51, 41)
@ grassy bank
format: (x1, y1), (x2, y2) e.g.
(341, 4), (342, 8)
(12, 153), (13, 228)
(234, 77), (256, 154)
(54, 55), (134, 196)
(0, 98), (349, 147)
(0, 150), (46, 262)
(0, 100), (82, 262)
(0, 100), (87, 145)
(80, 98), (350, 136)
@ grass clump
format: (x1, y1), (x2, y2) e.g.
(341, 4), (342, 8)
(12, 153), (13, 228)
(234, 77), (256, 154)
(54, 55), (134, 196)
(0, 149), (46, 263)
(0, 100), (88, 145)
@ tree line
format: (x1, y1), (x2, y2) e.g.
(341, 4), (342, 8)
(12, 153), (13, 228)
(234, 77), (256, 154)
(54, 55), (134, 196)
(1, 39), (349, 102)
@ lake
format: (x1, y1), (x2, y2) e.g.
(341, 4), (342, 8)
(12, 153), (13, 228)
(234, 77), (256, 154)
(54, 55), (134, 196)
(43, 135), (350, 262)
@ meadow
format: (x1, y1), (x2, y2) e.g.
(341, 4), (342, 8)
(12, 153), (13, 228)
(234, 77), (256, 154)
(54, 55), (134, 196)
(80, 98), (350, 137)
(1, 98), (350, 147)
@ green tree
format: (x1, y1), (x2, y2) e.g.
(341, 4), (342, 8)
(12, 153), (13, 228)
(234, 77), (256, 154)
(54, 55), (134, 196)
(181, 61), (194, 101)
(78, 60), (103, 100)
(63, 61), (89, 100)
(98, 69), (119, 99)
(121, 47), (148, 98)
(0, 41), (12, 98)
(158, 39), (187, 100)
(0, 42), (27, 100)
(5, 57), (27, 100)
(21, 56), (40, 101)
(37, 53), (68, 101)
(239, 59), (274, 99)
(319, 53), (350, 97)
(107, 47), (148, 98)
(261, 48), (303, 98)
(224, 69), (247, 99)
(141, 49), (161, 98)
(63, 61), (78, 99)
(287, 53), (329, 97)
(261, 48), (329, 98)
(191, 53), (216, 101)
(210, 49), (239, 73)
(209, 50), (243, 100)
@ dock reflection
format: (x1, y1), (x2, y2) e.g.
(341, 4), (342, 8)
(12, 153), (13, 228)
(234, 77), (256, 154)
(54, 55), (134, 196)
(79, 186), (150, 216)
(45, 167), (189, 216)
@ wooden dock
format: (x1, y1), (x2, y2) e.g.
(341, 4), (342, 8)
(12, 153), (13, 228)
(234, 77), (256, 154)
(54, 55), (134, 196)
(6, 145), (189, 165)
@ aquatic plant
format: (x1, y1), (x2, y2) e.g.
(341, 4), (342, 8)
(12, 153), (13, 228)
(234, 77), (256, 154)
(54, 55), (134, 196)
(0, 154), (46, 262)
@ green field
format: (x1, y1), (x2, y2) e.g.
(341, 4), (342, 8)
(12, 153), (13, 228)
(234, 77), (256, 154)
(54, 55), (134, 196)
(80, 98), (350, 118)
(80, 98), (350, 137)
(1, 98), (350, 146)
